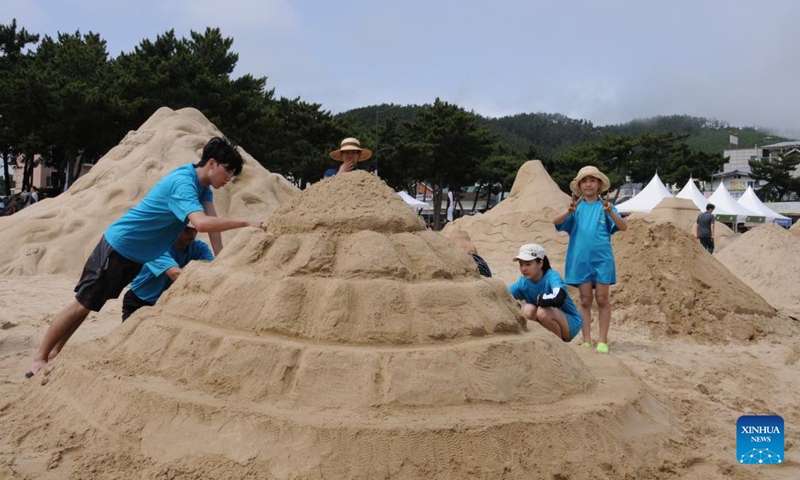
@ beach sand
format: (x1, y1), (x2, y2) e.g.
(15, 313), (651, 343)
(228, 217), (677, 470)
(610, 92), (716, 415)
(1, 114), (798, 479)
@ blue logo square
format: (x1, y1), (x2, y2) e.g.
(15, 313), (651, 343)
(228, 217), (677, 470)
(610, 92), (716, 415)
(737, 415), (784, 464)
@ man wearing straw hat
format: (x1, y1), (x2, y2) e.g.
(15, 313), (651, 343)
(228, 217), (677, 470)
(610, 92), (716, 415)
(324, 137), (373, 177)
(553, 165), (626, 354)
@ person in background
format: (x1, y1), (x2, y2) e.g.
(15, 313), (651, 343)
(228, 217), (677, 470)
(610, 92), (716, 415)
(553, 165), (626, 354)
(695, 203), (716, 253)
(509, 243), (582, 342)
(446, 225), (492, 277)
(324, 137), (372, 178)
(121, 225), (213, 321)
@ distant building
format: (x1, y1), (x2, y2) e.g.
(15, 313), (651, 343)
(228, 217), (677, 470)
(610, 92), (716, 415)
(715, 141), (800, 200)
(12, 154), (93, 192)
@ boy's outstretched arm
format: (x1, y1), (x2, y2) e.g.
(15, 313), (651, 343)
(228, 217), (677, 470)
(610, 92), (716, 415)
(201, 201), (223, 255)
(187, 211), (262, 236)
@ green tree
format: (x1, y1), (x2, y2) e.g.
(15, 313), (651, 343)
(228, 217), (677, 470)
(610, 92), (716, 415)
(749, 151), (800, 201)
(402, 98), (495, 228)
(257, 97), (346, 188)
(475, 149), (526, 208)
(0, 19), (39, 192)
(31, 30), (119, 188)
(370, 116), (416, 192)
(112, 28), (275, 155)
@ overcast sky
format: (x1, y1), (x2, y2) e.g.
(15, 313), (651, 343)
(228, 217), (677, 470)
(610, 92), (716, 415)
(4, 0), (800, 137)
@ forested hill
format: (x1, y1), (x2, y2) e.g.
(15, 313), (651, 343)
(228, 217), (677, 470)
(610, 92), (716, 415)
(336, 106), (786, 156)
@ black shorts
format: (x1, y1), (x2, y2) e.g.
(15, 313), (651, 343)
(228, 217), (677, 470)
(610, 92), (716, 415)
(74, 236), (143, 312)
(121, 289), (154, 322)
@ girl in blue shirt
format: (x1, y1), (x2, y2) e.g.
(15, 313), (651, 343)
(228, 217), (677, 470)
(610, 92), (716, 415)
(553, 166), (626, 353)
(509, 244), (582, 342)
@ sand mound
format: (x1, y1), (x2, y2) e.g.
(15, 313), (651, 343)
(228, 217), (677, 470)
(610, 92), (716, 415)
(611, 219), (787, 343)
(0, 107), (298, 276)
(628, 197), (736, 252)
(791, 220), (800, 236)
(443, 223), (478, 255)
(1, 171), (677, 479)
(716, 224), (800, 318)
(442, 160), (571, 283)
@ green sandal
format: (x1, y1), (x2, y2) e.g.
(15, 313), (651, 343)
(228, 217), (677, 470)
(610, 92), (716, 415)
(596, 342), (609, 354)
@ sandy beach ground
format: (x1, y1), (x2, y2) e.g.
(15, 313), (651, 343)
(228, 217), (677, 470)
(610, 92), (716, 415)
(1, 273), (798, 479)
(1, 109), (798, 479)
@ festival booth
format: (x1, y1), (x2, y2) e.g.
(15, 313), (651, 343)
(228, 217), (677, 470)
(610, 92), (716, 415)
(676, 179), (709, 211)
(397, 190), (428, 214)
(707, 183), (765, 228)
(737, 187), (792, 227)
(615, 173), (673, 214)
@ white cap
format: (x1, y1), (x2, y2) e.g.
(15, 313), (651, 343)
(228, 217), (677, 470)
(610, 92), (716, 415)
(513, 243), (546, 262)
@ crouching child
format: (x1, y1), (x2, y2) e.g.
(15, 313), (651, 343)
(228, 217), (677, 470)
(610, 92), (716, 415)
(509, 243), (582, 342)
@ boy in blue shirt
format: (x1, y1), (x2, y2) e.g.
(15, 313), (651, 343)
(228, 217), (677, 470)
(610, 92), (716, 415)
(553, 166), (626, 354)
(121, 225), (214, 321)
(28, 137), (262, 377)
(508, 244), (582, 342)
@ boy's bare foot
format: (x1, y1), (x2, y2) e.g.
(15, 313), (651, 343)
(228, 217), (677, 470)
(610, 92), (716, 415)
(26, 359), (48, 378)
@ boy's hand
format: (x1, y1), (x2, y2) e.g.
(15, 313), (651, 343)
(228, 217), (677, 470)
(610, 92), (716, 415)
(568, 194), (582, 213)
(602, 192), (612, 212)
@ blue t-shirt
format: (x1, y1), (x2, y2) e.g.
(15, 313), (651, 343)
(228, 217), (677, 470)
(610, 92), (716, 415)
(555, 199), (620, 286)
(104, 164), (212, 263)
(130, 239), (214, 303)
(509, 268), (582, 340)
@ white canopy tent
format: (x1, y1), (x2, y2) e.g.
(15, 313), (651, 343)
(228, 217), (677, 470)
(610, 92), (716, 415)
(707, 183), (763, 223)
(676, 179), (708, 211)
(737, 187), (792, 227)
(615, 173), (673, 214)
(397, 191), (428, 212)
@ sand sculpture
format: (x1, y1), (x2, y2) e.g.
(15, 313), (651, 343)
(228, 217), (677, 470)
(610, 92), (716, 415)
(442, 160), (572, 283)
(629, 197), (736, 252)
(0, 107), (298, 276)
(611, 219), (788, 343)
(716, 224), (800, 319)
(2, 171), (676, 479)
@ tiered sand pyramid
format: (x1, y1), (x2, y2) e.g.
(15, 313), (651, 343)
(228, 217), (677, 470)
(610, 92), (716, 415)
(2, 171), (677, 479)
(611, 219), (790, 342)
(442, 160), (571, 283)
(0, 107), (298, 276)
(628, 197), (736, 252)
(716, 224), (800, 318)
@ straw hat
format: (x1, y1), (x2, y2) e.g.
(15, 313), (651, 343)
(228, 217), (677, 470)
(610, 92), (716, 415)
(330, 137), (373, 162)
(570, 165), (610, 196)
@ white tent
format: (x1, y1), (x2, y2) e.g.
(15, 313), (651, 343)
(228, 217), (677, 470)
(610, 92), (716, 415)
(707, 183), (762, 222)
(397, 191), (427, 211)
(737, 187), (792, 227)
(615, 173), (673, 214)
(676, 179), (708, 211)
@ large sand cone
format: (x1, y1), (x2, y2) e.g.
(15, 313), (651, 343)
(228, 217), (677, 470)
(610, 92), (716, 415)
(442, 160), (571, 283)
(0, 107), (298, 276)
(612, 219), (790, 343)
(628, 197), (736, 252)
(716, 224), (800, 318)
(1, 172), (678, 479)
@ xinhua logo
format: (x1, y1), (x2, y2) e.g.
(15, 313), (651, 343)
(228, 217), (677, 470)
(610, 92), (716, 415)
(737, 415), (784, 465)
